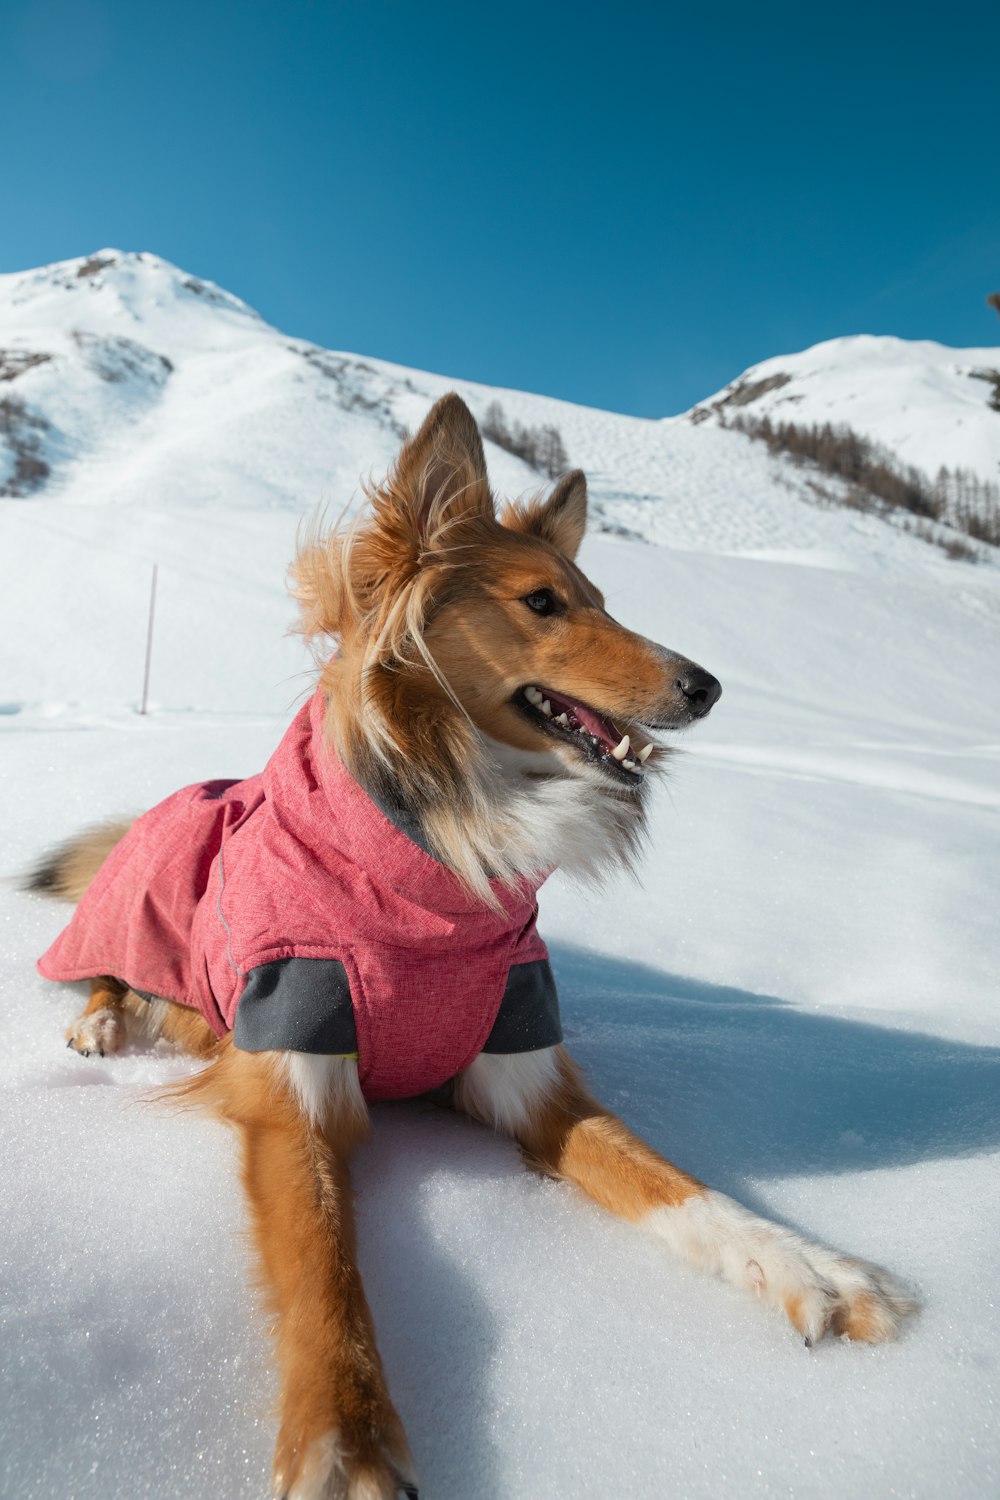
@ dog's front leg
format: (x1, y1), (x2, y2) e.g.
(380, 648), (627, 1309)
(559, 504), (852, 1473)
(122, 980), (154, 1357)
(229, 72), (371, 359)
(203, 1046), (417, 1500)
(456, 1044), (913, 1346)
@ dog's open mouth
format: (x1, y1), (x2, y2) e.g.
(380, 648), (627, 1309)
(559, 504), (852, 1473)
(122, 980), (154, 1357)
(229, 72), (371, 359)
(515, 684), (654, 782)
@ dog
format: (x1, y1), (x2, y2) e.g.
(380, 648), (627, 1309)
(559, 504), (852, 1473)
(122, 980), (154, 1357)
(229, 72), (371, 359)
(30, 394), (913, 1499)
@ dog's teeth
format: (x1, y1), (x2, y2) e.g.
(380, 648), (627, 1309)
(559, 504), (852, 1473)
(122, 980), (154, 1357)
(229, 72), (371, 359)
(540, 699), (552, 716)
(611, 734), (631, 761)
(525, 686), (542, 705)
(623, 758), (637, 770)
(637, 743), (653, 763)
(555, 712), (569, 726)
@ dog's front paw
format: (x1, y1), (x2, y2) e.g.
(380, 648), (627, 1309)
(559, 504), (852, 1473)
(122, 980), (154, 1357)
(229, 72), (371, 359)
(65, 1006), (126, 1058)
(273, 1419), (417, 1500)
(650, 1189), (917, 1345)
(762, 1241), (916, 1345)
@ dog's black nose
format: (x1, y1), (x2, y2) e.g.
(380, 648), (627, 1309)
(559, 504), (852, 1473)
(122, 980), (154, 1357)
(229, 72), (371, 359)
(677, 668), (722, 716)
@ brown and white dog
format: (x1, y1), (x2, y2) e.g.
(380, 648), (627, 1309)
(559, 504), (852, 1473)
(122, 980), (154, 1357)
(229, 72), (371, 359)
(33, 395), (913, 1500)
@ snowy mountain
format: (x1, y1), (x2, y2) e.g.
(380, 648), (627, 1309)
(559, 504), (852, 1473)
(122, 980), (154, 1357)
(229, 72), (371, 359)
(686, 331), (1000, 487)
(2, 252), (999, 1500)
(4, 249), (999, 558)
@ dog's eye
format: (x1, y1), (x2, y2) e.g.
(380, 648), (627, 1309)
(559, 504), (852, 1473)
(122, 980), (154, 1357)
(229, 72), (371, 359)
(523, 589), (560, 616)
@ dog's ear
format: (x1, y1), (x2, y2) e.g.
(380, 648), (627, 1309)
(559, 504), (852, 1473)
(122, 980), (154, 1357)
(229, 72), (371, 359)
(504, 469), (588, 561)
(394, 393), (493, 537)
(290, 396), (493, 643)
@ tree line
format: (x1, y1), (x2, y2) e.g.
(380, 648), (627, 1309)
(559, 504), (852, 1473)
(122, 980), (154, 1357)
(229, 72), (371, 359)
(726, 412), (1000, 553)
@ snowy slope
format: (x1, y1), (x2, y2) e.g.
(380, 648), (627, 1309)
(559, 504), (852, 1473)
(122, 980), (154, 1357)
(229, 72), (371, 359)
(687, 333), (1000, 486)
(2, 253), (999, 1500)
(4, 250), (998, 566)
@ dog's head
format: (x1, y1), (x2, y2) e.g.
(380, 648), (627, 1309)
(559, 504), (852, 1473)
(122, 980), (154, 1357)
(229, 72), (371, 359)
(292, 394), (720, 888)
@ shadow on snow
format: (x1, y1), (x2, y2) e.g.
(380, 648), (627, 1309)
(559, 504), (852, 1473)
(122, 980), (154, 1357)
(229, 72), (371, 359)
(351, 944), (1000, 1496)
(548, 942), (1000, 1191)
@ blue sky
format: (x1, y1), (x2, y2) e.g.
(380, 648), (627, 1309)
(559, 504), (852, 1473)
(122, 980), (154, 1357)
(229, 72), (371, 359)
(3, 0), (997, 416)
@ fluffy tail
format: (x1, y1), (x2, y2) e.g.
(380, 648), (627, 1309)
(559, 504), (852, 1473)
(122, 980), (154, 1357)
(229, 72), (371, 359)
(24, 820), (135, 903)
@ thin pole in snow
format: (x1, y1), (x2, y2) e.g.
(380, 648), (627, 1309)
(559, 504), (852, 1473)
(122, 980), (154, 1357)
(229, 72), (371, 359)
(139, 564), (158, 716)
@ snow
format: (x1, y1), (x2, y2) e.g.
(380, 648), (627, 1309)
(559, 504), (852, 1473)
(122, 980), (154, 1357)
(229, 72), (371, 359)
(2, 252), (999, 1499)
(687, 333), (1000, 487)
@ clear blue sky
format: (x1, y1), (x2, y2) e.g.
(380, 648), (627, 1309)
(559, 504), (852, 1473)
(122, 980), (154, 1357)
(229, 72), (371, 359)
(3, 0), (998, 416)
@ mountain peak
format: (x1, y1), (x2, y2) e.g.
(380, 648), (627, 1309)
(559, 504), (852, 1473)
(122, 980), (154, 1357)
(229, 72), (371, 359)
(1, 250), (997, 567)
(685, 330), (1000, 484)
(0, 249), (263, 333)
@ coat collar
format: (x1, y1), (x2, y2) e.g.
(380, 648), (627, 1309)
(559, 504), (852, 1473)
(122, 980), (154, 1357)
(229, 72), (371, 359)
(265, 689), (545, 926)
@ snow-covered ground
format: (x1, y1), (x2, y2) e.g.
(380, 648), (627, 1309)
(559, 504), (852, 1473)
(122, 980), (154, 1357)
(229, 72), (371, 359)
(2, 253), (999, 1500)
(688, 333), (1000, 488)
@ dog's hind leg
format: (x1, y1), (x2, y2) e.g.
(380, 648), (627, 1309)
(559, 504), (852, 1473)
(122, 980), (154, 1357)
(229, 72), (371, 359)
(178, 1045), (418, 1500)
(65, 976), (131, 1057)
(65, 980), (219, 1060)
(456, 1044), (915, 1347)
(147, 997), (220, 1057)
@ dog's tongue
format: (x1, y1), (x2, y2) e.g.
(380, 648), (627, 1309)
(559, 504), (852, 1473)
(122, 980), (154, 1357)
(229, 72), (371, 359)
(545, 689), (620, 750)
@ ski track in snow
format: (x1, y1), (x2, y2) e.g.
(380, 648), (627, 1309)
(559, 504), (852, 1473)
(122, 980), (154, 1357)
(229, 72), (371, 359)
(1, 251), (999, 1500)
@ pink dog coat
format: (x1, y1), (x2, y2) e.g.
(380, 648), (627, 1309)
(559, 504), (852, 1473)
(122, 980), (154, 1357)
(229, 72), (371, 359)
(37, 690), (560, 1101)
